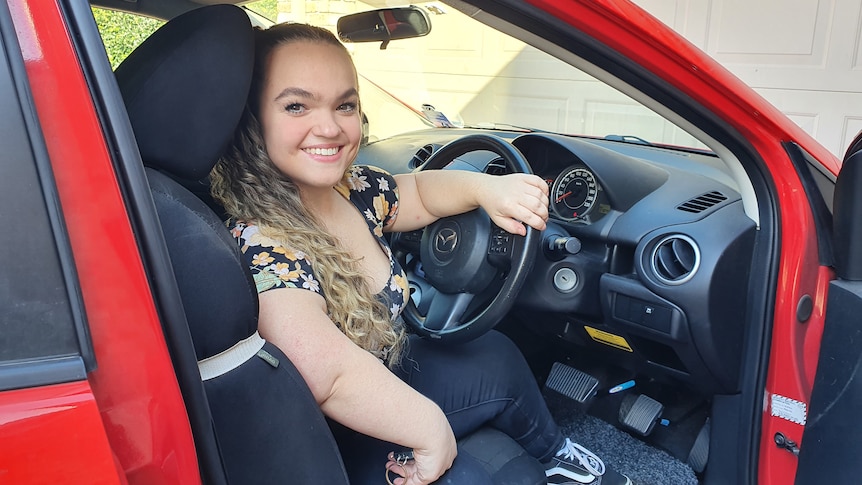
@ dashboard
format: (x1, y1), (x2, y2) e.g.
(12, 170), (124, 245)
(358, 129), (757, 395)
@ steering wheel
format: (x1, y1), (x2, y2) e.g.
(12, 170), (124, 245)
(398, 134), (539, 343)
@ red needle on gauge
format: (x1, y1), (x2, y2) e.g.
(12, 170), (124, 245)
(555, 191), (572, 203)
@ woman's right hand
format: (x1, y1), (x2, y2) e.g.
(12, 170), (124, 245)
(385, 425), (457, 485)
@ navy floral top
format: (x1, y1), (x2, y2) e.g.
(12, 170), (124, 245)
(228, 165), (410, 322)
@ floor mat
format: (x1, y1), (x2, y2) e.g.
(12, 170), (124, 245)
(550, 396), (700, 485)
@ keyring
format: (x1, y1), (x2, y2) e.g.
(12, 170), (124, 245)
(385, 462), (405, 485)
(386, 450), (414, 485)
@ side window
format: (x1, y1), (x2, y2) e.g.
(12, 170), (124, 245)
(0, 11), (92, 389)
(91, 7), (163, 69)
(244, 0), (278, 22)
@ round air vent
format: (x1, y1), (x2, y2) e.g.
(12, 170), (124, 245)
(409, 144), (435, 169)
(650, 234), (700, 285)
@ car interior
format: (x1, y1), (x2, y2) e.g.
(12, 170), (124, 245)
(82, 0), (798, 483)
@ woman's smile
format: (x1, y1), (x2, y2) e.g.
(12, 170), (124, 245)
(303, 145), (341, 157)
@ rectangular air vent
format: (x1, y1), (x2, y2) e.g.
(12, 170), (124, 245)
(676, 191), (727, 213)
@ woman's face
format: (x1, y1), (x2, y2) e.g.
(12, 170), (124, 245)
(258, 41), (361, 194)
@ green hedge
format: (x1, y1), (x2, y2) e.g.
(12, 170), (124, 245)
(245, 0), (278, 22)
(92, 8), (163, 69)
(92, 1), (280, 69)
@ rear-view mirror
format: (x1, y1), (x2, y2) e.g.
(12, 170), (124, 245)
(337, 7), (431, 49)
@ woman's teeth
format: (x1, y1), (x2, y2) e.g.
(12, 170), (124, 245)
(305, 147), (339, 156)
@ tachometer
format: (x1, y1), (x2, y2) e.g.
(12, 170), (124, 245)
(551, 166), (598, 222)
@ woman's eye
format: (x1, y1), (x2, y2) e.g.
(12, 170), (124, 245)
(338, 102), (358, 113)
(284, 103), (305, 114)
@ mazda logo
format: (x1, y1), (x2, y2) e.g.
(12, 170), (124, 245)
(435, 228), (458, 254)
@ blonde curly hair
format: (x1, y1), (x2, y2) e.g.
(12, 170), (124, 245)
(210, 23), (405, 366)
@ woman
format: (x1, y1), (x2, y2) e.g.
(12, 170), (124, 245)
(210, 22), (631, 485)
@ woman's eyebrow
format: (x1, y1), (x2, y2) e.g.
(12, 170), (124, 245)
(274, 86), (314, 101)
(273, 87), (358, 102)
(339, 88), (359, 100)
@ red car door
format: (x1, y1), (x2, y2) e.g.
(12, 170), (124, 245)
(1, 0), (203, 483)
(0, 0), (122, 482)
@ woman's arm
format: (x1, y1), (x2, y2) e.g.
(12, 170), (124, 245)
(258, 288), (456, 483)
(388, 170), (549, 235)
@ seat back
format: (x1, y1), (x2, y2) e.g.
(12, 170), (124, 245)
(115, 5), (349, 483)
(834, 130), (862, 281)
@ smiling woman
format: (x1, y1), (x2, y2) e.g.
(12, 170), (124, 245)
(8, 0), (858, 484)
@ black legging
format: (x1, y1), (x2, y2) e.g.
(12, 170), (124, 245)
(332, 330), (564, 483)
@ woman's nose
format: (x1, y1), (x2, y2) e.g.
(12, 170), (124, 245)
(312, 111), (341, 138)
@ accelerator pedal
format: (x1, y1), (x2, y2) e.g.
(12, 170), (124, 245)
(544, 362), (599, 408)
(687, 418), (710, 473)
(619, 394), (664, 436)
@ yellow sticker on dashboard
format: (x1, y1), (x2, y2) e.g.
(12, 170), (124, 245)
(584, 326), (633, 352)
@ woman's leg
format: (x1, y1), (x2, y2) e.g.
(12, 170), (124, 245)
(394, 330), (563, 462)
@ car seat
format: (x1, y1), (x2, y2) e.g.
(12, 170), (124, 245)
(114, 4), (545, 484)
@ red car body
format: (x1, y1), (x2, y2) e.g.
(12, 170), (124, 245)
(0, 0), (850, 483)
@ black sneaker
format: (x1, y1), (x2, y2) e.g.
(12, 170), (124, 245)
(545, 438), (633, 485)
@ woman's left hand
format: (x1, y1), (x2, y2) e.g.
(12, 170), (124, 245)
(477, 173), (549, 236)
(385, 447), (454, 485)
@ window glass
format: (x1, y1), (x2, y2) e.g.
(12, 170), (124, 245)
(91, 7), (163, 69)
(259, 1), (708, 150)
(0, 25), (84, 373)
(346, 3), (708, 150)
(244, 0), (278, 22)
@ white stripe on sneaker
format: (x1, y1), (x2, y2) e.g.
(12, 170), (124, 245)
(545, 465), (596, 484)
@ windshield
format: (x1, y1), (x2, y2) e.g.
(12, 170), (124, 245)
(245, 1), (707, 151)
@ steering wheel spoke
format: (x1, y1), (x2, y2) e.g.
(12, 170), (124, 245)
(423, 292), (475, 331)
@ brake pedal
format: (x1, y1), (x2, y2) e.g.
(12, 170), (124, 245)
(544, 362), (599, 408)
(619, 394), (664, 436)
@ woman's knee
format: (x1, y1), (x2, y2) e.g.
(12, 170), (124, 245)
(434, 452), (494, 485)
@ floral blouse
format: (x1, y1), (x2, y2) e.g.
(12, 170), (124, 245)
(228, 165), (410, 323)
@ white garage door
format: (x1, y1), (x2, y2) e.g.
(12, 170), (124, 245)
(635, 0), (862, 159)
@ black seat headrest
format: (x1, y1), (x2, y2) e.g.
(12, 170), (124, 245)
(845, 131), (862, 163)
(115, 5), (258, 358)
(115, 4), (254, 181)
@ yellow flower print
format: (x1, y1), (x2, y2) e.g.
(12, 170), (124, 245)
(371, 195), (390, 236)
(392, 273), (409, 295)
(272, 262), (304, 282)
(272, 246), (302, 261)
(252, 251), (275, 266)
(243, 225), (279, 248)
(388, 200), (399, 222)
(372, 194), (389, 223)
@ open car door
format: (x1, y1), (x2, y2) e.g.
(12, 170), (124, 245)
(796, 133), (862, 482)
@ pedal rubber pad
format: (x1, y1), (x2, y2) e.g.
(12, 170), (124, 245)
(687, 418), (710, 473)
(619, 394), (664, 436)
(544, 362), (599, 406)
